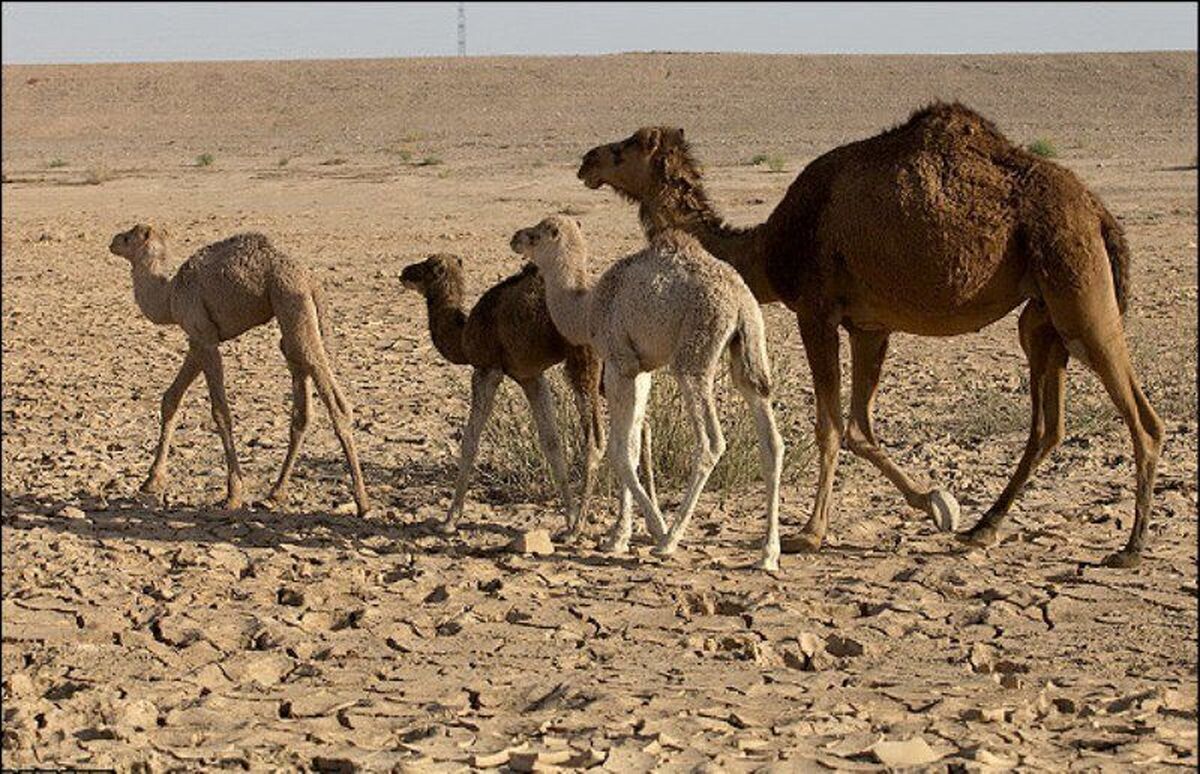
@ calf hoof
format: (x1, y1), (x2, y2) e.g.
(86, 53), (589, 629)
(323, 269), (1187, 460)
(755, 554), (781, 573)
(926, 489), (960, 532)
(1101, 549), (1142, 569)
(436, 518), (458, 535)
(959, 522), (999, 547)
(780, 532), (823, 554)
(651, 539), (679, 557)
(600, 535), (631, 554)
(140, 476), (166, 495)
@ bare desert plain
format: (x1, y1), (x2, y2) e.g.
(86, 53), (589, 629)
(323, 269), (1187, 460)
(2, 52), (1197, 771)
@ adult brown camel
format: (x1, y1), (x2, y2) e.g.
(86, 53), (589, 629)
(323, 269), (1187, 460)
(578, 102), (1163, 568)
(400, 254), (656, 539)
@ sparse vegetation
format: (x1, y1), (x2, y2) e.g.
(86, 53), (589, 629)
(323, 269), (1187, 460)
(402, 131), (426, 143)
(320, 157), (347, 166)
(195, 153), (215, 167)
(277, 156), (290, 167)
(480, 357), (812, 504)
(395, 148), (413, 162)
(47, 159), (68, 169)
(750, 153), (786, 172)
(417, 155), (444, 167)
(1027, 138), (1058, 158)
(84, 167), (109, 185)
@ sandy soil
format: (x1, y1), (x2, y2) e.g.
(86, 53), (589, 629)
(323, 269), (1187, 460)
(2, 52), (1197, 771)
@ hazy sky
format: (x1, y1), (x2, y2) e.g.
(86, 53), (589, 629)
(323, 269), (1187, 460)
(2, 2), (1196, 64)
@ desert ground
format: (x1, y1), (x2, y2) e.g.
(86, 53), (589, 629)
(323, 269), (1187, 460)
(2, 52), (1197, 771)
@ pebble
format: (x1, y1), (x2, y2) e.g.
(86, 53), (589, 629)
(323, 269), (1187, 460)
(510, 529), (554, 556)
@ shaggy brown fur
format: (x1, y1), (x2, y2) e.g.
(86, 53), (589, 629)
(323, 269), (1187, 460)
(579, 102), (1162, 568)
(402, 254), (629, 536)
(109, 225), (370, 516)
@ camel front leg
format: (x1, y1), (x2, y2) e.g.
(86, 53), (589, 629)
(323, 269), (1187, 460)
(266, 361), (313, 507)
(603, 368), (666, 553)
(142, 347), (204, 497)
(444, 368), (503, 532)
(844, 327), (959, 533)
(792, 316), (843, 552)
(197, 345), (246, 510)
(521, 375), (575, 535)
(653, 371), (724, 557)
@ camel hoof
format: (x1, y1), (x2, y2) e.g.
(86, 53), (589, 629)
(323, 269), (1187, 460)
(600, 534), (631, 554)
(645, 520), (668, 543)
(755, 554), (781, 573)
(927, 488), (960, 532)
(779, 532), (823, 554)
(436, 519), (458, 535)
(651, 539), (678, 557)
(140, 476), (166, 495)
(221, 497), (245, 511)
(1101, 549), (1142, 569)
(959, 522), (999, 548)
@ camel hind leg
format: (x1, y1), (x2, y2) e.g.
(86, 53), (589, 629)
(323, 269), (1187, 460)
(964, 302), (1068, 546)
(565, 346), (605, 538)
(1036, 241), (1164, 567)
(729, 338), (785, 571)
(279, 292), (370, 516)
(844, 327), (960, 532)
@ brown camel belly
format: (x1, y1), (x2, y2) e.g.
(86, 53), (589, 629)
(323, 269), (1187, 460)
(834, 249), (1032, 337)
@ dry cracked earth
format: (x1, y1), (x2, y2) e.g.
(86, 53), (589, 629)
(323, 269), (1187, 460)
(2, 53), (1197, 771)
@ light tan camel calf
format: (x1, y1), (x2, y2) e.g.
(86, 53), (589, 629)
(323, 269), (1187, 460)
(110, 225), (369, 515)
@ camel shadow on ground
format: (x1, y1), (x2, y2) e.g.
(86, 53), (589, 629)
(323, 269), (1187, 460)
(1, 455), (987, 569)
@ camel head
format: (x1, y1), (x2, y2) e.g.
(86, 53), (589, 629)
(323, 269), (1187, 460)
(399, 253), (464, 297)
(578, 126), (696, 201)
(109, 224), (167, 263)
(510, 215), (585, 274)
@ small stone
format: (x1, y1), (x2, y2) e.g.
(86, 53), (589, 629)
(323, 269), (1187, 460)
(510, 529), (554, 556)
(969, 643), (995, 674)
(57, 506), (86, 520)
(825, 634), (864, 658)
(999, 673), (1023, 690)
(871, 736), (942, 767)
(277, 587), (305, 607)
(114, 698), (158, 732)
(5, 673), (35, 697)
(973, 748), (1018, 770)
(423, 585), (450, 604)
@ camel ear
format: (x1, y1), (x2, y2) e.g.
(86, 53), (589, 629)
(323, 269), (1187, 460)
(639, 127), (662, 154)
(574, 218), (582, 231)
(455, 255), (463, 268)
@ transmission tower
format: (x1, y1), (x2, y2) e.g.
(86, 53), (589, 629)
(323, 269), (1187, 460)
(457, 2), (466, 56)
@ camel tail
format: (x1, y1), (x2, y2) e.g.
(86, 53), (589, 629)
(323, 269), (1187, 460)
(1097, 200), (1131, 315)
(733, 299), (772, 398)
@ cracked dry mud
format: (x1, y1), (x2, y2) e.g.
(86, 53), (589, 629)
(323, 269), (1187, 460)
(3, 53), (1197, 771)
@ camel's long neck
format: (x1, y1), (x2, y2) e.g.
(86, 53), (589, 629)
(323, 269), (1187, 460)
(130, 260), (175, 325)
(639, 189), (779, 305)
(538, 257), (592, 347)
(423, 289), (470, 366)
